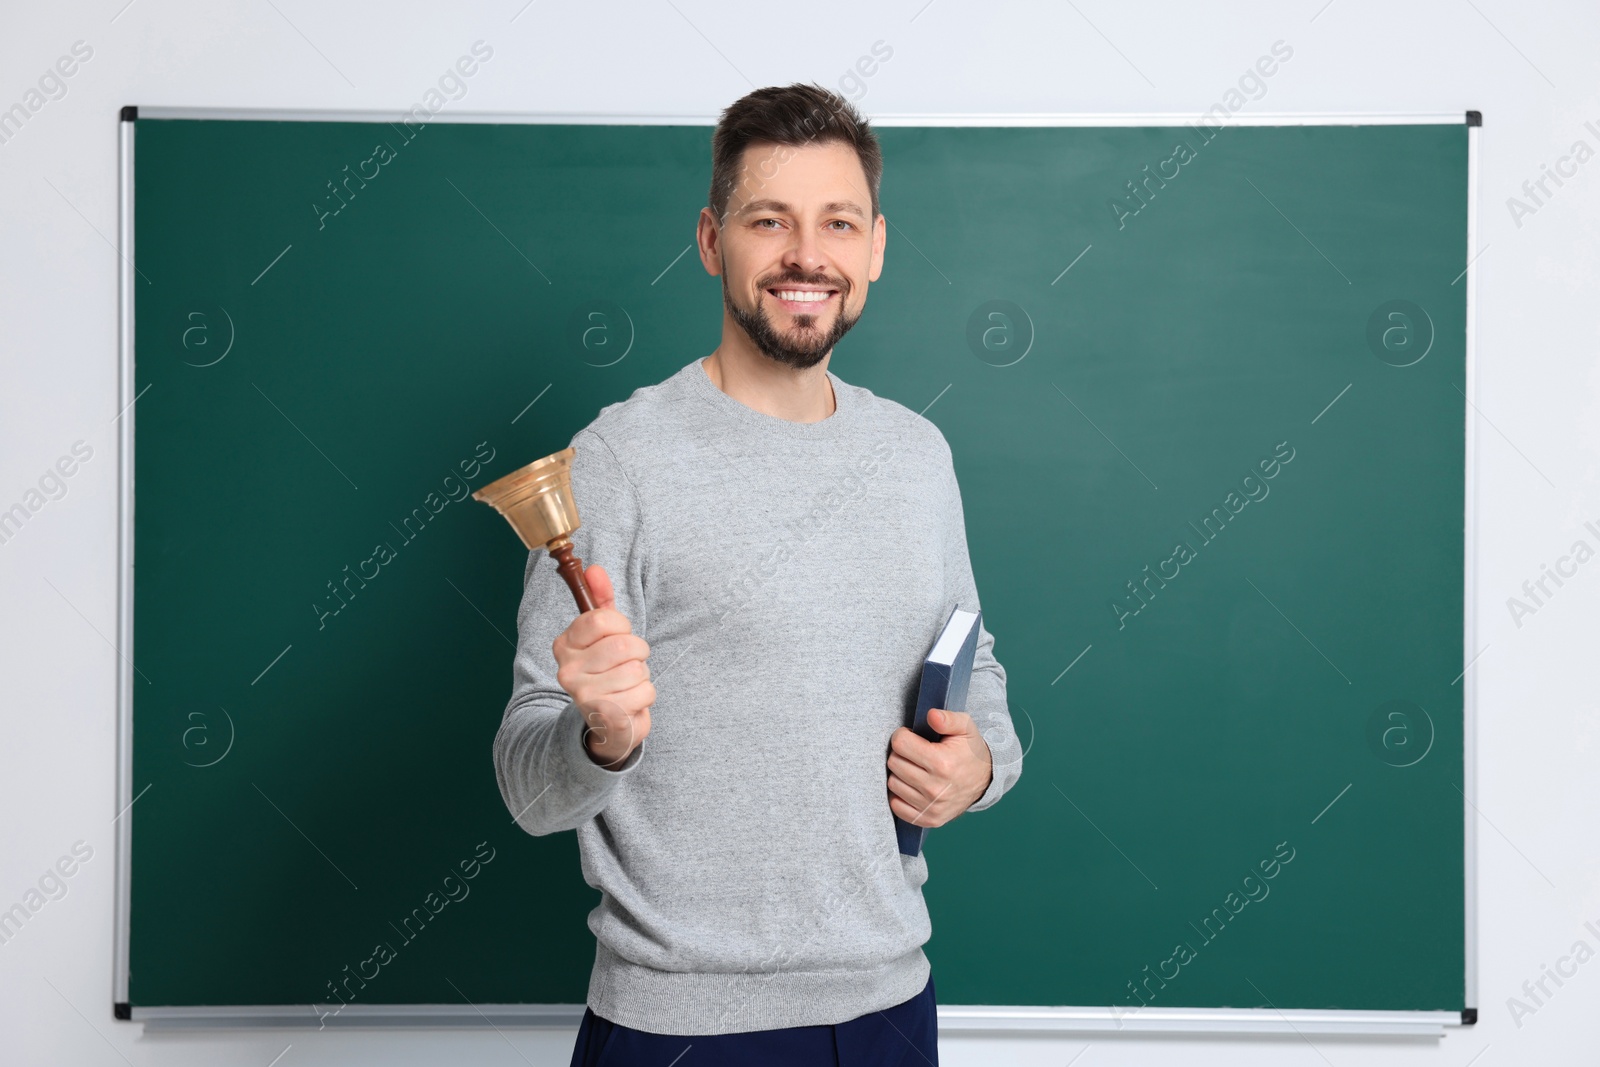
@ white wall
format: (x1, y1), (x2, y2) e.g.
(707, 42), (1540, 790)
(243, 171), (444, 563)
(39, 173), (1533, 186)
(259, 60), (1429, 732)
(3, 0), (1597, 1063)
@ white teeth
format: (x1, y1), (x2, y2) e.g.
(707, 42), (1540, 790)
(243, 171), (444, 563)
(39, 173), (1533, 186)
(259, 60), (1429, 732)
(774, 289), (830, 302)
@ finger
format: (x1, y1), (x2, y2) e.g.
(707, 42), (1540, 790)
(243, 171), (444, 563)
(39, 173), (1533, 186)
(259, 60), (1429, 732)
(578, 695), (626, 741)
(581, 632), (652, 676)
(584, 658), (651, 700)
(889, 793), (942, 829)
(578, 698), (616, 730)
(584, 714), (636, 766)
(568, 605), (633, 651)
(580, 692), (652, 756)
(610, 678), (657, 717)
(886, 751), (939, 796)
(889, 727), (943, 773)
(895, 776), (956, 821)
(927, 707), (974, 737)
(582, 680), (654, 725)
(585, 563), (615, 612)
(887, 770), (935, 810)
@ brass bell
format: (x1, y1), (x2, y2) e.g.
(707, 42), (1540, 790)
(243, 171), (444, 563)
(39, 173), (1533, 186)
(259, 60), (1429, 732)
(472, 446), (597, 613)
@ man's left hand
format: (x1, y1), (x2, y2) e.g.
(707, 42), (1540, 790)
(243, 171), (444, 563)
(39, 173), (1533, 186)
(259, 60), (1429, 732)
(886, 708), (993, 829)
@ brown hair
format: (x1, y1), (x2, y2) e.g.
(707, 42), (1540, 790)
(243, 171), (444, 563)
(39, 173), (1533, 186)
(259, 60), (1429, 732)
(708, 82), (883, 226)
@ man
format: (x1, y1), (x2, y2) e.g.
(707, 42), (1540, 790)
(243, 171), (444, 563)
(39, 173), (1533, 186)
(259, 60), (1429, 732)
(493, 82), (1023, 1066)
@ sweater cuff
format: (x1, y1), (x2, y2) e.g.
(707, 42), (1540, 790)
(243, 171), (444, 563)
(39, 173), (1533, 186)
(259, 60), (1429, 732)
(964, 707), (1015, 813)
(969, 748), (1003, 812)
(558, 698), (645, 782)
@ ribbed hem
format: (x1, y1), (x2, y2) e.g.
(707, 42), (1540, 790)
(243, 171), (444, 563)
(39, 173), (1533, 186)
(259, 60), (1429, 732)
(586, 939), (931, 1036)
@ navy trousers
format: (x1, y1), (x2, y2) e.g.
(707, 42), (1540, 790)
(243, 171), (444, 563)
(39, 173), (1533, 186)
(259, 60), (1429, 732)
(569, 973), (938, 1067)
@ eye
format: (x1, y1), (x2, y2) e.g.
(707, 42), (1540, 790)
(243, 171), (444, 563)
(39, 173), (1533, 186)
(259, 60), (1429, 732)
(827, 220), (854, 232)
(754, 218), (782, 230)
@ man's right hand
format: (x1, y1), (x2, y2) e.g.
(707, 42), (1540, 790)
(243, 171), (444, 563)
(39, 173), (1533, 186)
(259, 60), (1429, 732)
(552, 563), (654, 770)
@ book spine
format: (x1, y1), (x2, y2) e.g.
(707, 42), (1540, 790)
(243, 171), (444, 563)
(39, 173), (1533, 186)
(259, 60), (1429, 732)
(895, 667), (952, 857)
(893, 611), (981, 857)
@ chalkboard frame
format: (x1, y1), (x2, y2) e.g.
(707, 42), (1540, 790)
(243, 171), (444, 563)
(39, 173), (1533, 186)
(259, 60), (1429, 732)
(112, 106), (1480, 1035)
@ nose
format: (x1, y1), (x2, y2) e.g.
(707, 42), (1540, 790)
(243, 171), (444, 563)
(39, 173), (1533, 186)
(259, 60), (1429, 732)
(781, 224), (827, 278)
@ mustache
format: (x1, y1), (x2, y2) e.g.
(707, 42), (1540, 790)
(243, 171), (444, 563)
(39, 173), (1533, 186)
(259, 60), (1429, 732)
(759, 272), (848, 292)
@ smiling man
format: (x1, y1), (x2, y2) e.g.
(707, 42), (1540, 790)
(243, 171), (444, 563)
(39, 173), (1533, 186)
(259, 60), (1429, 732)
(493, 82), (1023, 1067)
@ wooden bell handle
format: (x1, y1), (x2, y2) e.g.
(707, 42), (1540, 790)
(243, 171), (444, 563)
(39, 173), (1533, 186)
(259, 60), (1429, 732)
(548, 538), (597, 614)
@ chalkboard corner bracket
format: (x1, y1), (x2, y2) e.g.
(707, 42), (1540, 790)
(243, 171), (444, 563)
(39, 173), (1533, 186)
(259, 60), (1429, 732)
(1460, 1007), (1478, 1025)
(120, 105), (138, 122)
(114, 1001), (132, 1021)
(1465, 110), (1482, 127)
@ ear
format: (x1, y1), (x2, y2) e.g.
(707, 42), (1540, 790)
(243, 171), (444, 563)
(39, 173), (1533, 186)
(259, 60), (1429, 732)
(868, 213), (886, 283)
(697, 207), (724, 277)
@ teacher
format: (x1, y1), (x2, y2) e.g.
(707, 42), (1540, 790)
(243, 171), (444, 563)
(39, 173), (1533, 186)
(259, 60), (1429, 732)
(492, 81), (1024, 1067)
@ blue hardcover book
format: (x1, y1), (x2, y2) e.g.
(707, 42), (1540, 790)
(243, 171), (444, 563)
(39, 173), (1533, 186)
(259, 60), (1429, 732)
(894, 606), (982, 857)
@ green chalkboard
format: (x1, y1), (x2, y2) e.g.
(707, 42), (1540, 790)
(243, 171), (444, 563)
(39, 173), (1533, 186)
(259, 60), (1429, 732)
(126, 114), (1468, 1016)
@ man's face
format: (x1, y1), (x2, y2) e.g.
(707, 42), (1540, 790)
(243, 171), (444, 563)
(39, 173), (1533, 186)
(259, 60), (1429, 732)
(700, 140), (886, 370)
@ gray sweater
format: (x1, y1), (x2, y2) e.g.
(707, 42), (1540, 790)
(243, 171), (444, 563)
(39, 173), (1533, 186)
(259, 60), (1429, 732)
(492, 356), (1023, 1035)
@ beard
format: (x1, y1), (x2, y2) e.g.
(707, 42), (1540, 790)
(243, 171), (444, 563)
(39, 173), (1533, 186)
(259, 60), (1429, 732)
(722, 270), (861, 370)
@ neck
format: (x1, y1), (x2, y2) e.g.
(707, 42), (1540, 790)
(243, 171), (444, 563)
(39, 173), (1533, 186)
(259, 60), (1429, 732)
(704, 322), (836, 424)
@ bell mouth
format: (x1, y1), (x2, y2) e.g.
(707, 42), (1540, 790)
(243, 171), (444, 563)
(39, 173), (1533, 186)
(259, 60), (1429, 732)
(472, 446), (581, 550)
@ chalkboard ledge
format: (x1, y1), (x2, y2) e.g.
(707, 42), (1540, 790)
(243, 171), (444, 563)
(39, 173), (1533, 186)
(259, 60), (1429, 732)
(937, 1006), (1467, 1036)
(126, 1003), (1467, 1035)
(129, 1004), (588, 1030)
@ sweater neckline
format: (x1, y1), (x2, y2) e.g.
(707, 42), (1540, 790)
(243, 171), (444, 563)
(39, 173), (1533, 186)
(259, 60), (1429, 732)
(685, 356), (854, 440)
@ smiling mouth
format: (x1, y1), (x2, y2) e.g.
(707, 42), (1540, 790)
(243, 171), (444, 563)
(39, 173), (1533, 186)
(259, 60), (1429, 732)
(766, 286), (840, 314)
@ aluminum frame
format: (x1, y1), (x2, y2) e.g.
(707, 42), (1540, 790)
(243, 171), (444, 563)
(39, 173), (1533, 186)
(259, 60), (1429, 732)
(115, 105), (1479, 1034)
